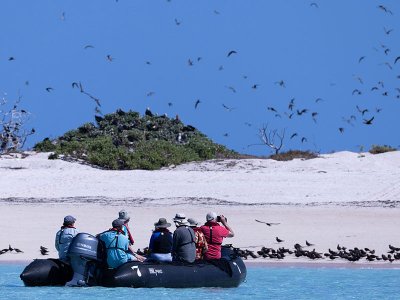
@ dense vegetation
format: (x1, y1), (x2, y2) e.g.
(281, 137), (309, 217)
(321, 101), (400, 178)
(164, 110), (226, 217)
(369, 144), (397, 154)
(269, 150), (318, 161)
(34, 109), (239, 170)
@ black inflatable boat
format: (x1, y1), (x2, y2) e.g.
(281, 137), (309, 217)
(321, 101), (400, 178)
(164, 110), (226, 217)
(20, 233), (246, 288)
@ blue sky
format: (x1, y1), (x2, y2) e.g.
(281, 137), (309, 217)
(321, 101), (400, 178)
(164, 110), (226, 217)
(1, 0), (399, 155)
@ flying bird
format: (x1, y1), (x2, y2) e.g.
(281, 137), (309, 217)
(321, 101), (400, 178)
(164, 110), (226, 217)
(306, 240), (314, 247)
(84, 45), (94, 49)
(384, 27), (394, 35)
(227, 50), (237, 57)
(45, 87), (54, 92)
(174, 18), (181, 25)
(363, 116), (375, 125)
(146, 91), (155, 97)
(222, 104), (235, 112)
(8, 57), (15, 61)
(290, 133), (298, 139)
(194, 99), (201, 109)
(378, 5), (393, 14)
(106, 55), (113, 61)
(339, 127), (345, 133)
(275, 80), (286, 88)
(356, 105), (368, 115)
(301, 137), (308, 143)
(297, 108), (308, 115)
(288, 98), (295, 110)
(226, 86), (236, 93)
(395, 56), (400, 64)
(40, 246), (49, 255)
(255, 219), (280, 226)
(267, 107), (277, 113)
(315, 98), (323, 103)
(251, 84), (259, 89)
(358, 56), (365, 63)
(310, 2), (319, 8)
(352, 89), (362, 95)
(276, 237), (284, 243)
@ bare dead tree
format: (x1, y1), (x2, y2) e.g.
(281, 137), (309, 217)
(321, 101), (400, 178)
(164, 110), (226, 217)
(258, 124), (286, 155)
(0, 94), (35, 154)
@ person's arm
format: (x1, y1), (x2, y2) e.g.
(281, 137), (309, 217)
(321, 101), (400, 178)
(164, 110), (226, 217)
(55, 232), (59, 251)
(128, 245), (145, 262)
(220, 215), (234, 237)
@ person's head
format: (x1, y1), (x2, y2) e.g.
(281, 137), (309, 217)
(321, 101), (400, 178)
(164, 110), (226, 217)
(154, 218), (171, 229)
(63, 215), (76, 227)
(112, 218), (125, 229)
(206, 212), (217, 222)
(187, 218), (199, 228)
(118, 209), (130, 224)
(173, 213), (189, 227)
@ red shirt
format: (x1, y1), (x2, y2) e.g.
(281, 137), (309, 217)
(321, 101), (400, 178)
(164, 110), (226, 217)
(200, 221), (229, 260)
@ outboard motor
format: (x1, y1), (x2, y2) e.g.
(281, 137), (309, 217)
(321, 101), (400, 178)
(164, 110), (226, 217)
(66, 232), (103, 286)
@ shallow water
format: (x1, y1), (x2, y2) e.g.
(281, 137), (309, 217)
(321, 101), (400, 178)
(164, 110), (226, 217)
(2, 264), (400, 299)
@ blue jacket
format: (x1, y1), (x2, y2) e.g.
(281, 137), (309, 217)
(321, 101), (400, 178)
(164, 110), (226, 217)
(55, 226), (79, 261)
(99, 230), (132, 269)
(149, 229), (173, 254)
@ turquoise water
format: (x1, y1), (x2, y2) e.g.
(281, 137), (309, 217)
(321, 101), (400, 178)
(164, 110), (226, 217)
(1, 264), (400, 299)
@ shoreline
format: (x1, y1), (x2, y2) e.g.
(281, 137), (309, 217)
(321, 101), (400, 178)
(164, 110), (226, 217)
(3, 259), (400, 270)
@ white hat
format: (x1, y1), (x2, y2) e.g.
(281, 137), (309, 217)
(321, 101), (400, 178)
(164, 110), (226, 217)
(173, 213), (189, 226)
(206, 212), (217, 222)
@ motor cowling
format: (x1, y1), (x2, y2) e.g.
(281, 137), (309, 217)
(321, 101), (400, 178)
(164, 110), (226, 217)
(66, 232), (103, 286)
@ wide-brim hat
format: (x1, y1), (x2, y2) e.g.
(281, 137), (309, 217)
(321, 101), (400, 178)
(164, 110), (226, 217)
(154, 218), (171, 228)
(173, 213), (189, 226)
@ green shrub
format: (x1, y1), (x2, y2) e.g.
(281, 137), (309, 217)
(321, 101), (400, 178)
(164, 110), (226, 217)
(369, 144), (397, 154)
(269, 150), (318, 161)
(33, 138), (56, 152)
(33, 109), (238, 170)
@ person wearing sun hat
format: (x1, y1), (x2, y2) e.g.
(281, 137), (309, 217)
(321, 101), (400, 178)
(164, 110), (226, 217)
(118, 209), (135, 246)
(188, 218), (208, 260)
(171, 213), (196, 263)
(200, 212), (234, 260)
(147, 218), (173, 262)
(55, 215), (79, 262)
(98, 218), (145, 269)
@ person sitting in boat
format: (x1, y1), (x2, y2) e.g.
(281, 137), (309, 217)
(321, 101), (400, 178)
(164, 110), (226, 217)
(55, 215), (79, 262)
(200, 212), (234, 260)
(98, 219), (145, 269)
(118, 209), (135, 246)
(172, 213), (196, 263)
(188, 218), (208, 260)
(146, 218), (173, 262)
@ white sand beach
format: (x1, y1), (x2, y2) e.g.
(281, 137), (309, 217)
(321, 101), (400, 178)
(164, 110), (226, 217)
(0, 151), (399, 265)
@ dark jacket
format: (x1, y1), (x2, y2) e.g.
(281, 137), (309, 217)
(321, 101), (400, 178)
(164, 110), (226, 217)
(172, 226), (196, 263)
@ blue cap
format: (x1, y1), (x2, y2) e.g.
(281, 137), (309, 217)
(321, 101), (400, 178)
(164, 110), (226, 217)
(63, 215), (76, 224)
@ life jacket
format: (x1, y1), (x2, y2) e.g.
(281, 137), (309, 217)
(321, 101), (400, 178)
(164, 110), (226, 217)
(152, 229), (172, 253)
(100, 228), (126, 251)
(177, 227), (195, 247)
(57, 225), (76, 245)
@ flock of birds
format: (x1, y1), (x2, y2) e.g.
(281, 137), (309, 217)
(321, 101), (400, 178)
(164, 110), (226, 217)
(0, 245), (48, 256)
(5, 2), (399, 152)
(233, 243), (400, 263)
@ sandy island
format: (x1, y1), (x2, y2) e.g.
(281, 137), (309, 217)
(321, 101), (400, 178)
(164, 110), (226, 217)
(0, 151), (399, 267)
